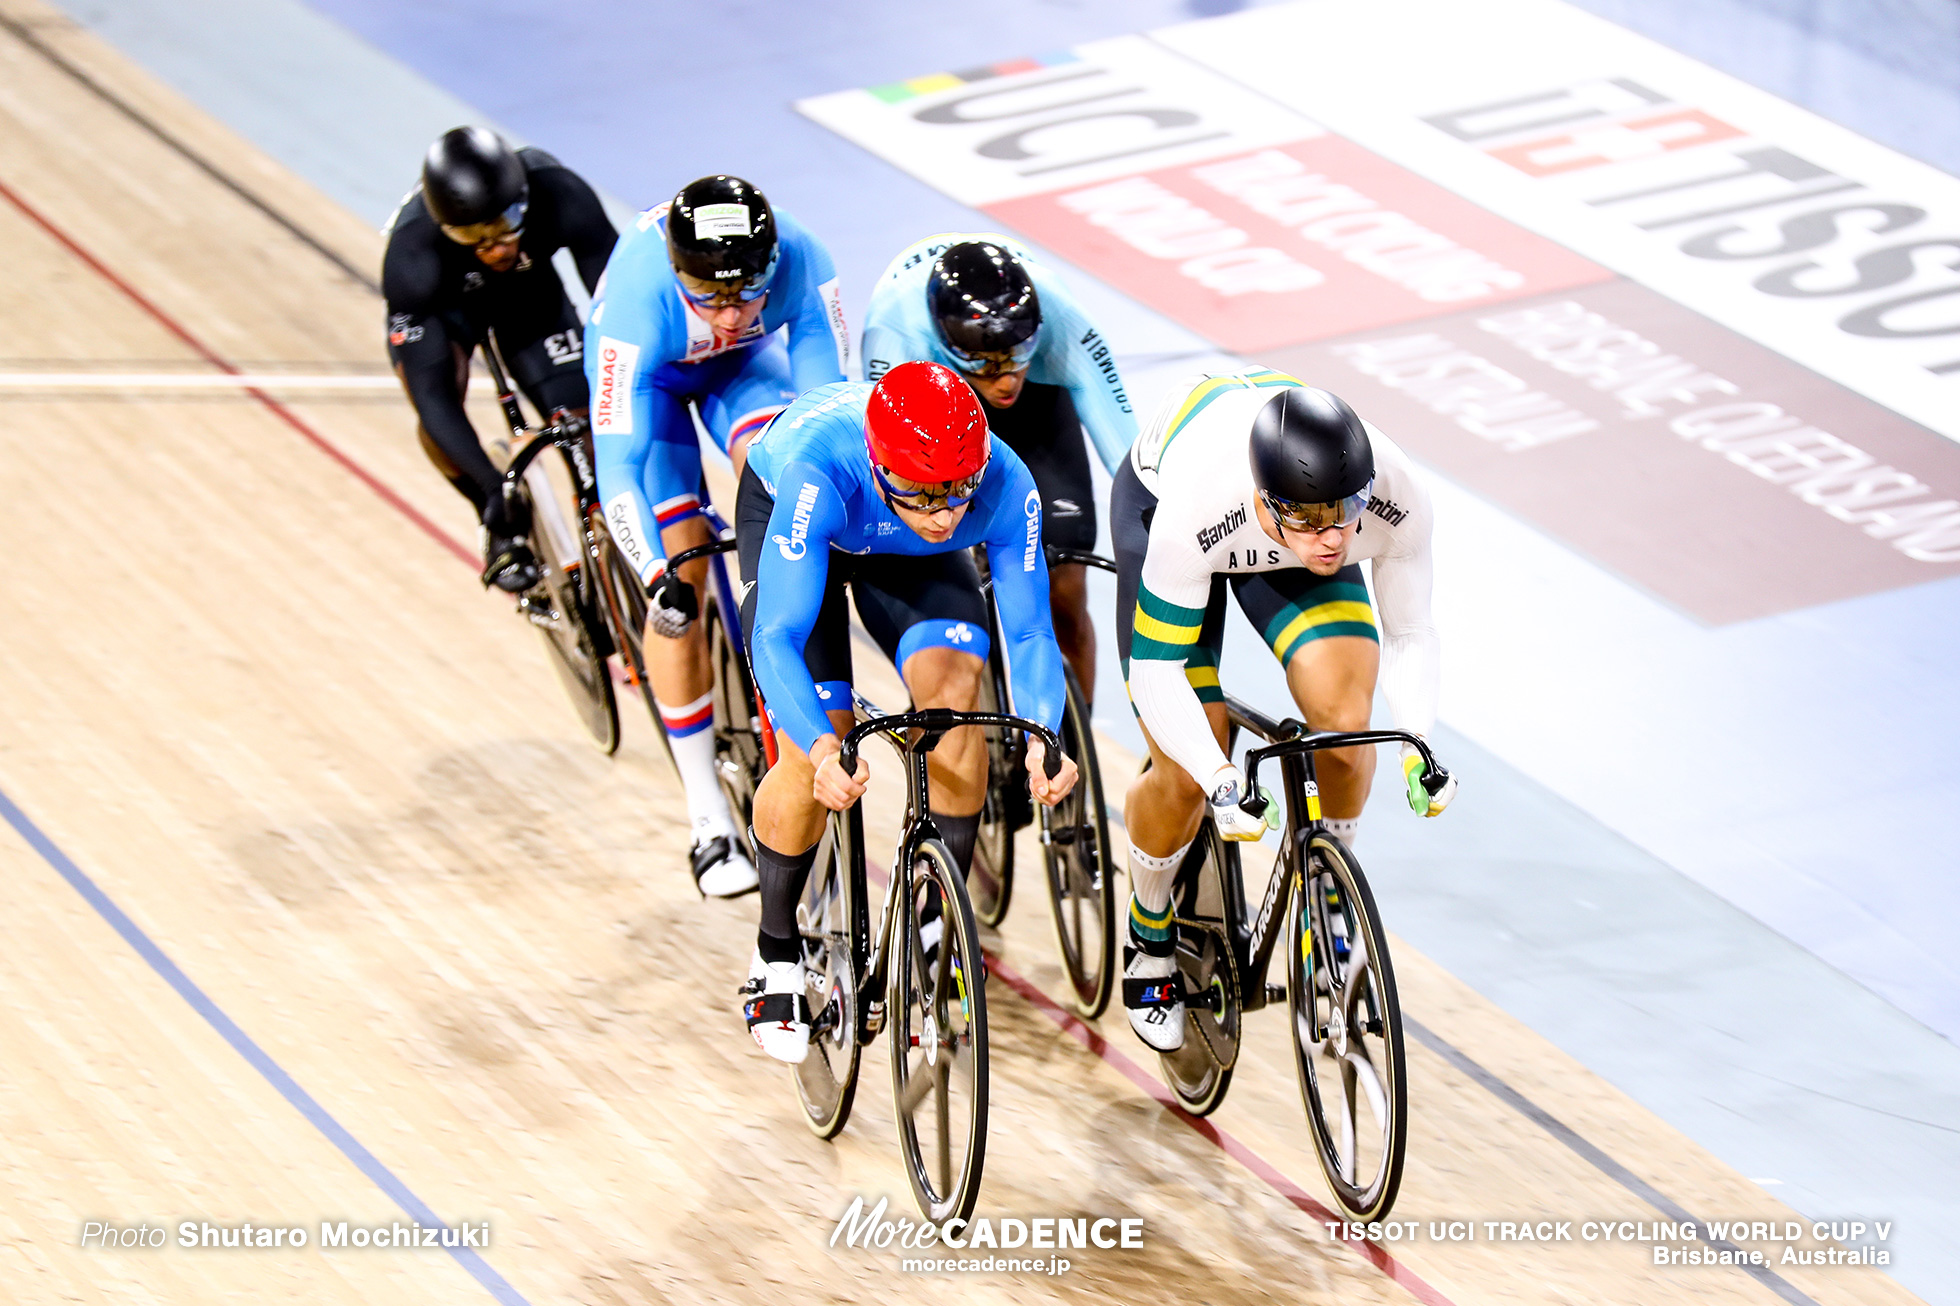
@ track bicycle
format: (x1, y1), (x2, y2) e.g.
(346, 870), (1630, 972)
(485, 338), (620, 754)
(1153, 691), (1452, 1223)
(790, 697), (1063, 1222)
(968, 546), (1118, 1018)
(648, 536), (772, 862)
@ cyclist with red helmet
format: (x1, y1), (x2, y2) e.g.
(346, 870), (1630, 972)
(735, 361), (1079, 1062)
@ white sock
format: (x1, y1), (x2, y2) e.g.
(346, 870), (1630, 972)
(1326, 817), (1360, 849)
(1128, 842), (1191, 915)
(657, 694), (734, 842)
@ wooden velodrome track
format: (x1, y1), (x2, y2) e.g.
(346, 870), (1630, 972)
(0, 3), (1927, 1303)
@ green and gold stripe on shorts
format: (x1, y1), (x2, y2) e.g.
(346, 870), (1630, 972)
(1129, 584), (1205, 660)
(1262, 581), (1377, 665)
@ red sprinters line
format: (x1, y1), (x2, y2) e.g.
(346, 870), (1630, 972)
(986, 955), (1458, 1306)
(0, 177), (474, 569)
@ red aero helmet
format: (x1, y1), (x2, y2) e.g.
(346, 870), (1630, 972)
(864, 360), (989, 484)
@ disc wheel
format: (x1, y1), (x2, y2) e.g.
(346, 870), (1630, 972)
(889, 838), (989, 1223)
(1041, 666), (1114, 1017)
(525, 508), (618, 754)
(1159, 826), (1242, 1115)
(966, 652), (1019, 927)
(794, 813), (862, 1139)
(1289, 831), (1407, 1222)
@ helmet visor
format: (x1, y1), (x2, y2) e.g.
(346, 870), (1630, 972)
(942, 331), (1039, 377)
(439, 198), (528, 248)
(676, 244), (780, 308)
(872, 460), (988, 512)
(1261, 486), (1372, 534)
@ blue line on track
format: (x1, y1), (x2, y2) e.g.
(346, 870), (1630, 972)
(0, 785), (533, 1306)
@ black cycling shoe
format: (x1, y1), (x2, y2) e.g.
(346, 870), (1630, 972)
(482, 533), (541, 593)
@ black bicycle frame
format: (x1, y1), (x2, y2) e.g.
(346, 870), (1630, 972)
(1202, 695), (1451, 1013)
(836, 704), (1063, 1040)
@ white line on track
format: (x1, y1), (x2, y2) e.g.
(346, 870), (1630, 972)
(0, 372), (397, 390)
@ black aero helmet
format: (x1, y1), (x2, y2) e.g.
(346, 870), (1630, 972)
(421, 126), (527, 232)
(1249, 387), (1375, 527)
(666, 175), (779, 291)
(927, 241), (1042, 371)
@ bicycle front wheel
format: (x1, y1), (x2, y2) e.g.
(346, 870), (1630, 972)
(1042, 665), (1114, 1017)
(795, 811), (863, 1139)
(1288, 830), (1407, 1222)
(889, 838), (989, 1223)
(526, 511), (618, 754)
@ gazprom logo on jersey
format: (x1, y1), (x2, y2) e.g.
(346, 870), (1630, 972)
(1023, 488), (1042, 571)
(774, 481), (822, 561)
(593, 336), (638, 435)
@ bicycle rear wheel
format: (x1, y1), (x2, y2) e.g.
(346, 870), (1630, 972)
(794, 810), (862, 1139)
(525, 502), (618, 754)
(1288, 830), (1407, 1222)
(1160, 824), (1242, 1116)
(967, 647), (1018, 927)
(889, 838), (989, 1222)
(1042, 665), (1114, 1017)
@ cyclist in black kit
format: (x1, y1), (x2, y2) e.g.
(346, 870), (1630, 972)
(384, 126), (617, 591)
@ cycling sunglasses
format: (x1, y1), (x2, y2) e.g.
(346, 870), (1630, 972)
(873, 461), (987, 512)
(440, 198), (528, 250)
(676, 247), (781, 308)
(1261, 485), (1372, 535)
(942, 332), (1040, 377)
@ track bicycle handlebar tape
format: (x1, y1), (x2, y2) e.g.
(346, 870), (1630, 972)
(1421, 763), (1451, 796)
(1040, 735), (1062, 780)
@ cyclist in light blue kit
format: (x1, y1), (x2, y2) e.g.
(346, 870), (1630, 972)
(863, 234), (1136, 705)
(735, 362), (1079, 1063)
(586, 175), (850, 897)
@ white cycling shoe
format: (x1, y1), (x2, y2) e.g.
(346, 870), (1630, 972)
(691, 835), (759, 898)
(741, 950), (811, 1064)
(1122, 941), (1187, 1053)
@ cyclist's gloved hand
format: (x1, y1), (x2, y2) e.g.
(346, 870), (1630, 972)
(1402, 748), (1457, 817)
(1208, 765), (1276, 842)
(645, 567), (697, 640)
(481, 488), (531, 541)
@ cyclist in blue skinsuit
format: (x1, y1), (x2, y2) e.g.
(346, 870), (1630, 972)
(585, 174), (850, 898)
(734, 362), (1079, 1064)
(863, 234), (1137, 705)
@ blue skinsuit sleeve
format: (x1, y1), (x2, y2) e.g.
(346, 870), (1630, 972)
(982, 461), (1067, 736)
(784, 230), (849, 391)
(751, 462), (850, 754)
(586, 238), (670, 582)
(1040, 277), (1137, 476)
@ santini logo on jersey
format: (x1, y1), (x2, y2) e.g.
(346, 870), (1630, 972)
(593, 337), (639, 435)
(1196, 505), (1247, 552)
(774, 481), (822, 560)
(1367, 495), (1407, 527)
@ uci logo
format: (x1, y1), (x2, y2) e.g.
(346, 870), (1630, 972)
(772, 533), (806, 561)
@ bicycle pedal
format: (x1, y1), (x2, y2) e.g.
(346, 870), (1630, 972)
(1185, 984), (1222, 1013)
(1264, 984), (1286, 1004)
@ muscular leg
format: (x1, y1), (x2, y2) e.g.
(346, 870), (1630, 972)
(1283, 635), (1380, 819)
(1048, 562), (1097, 705)
(397, 345), (479, 508)
(901, 646), (988, 818)
(753, 708), (858, 856)
(1124, 702), (1230, 859)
